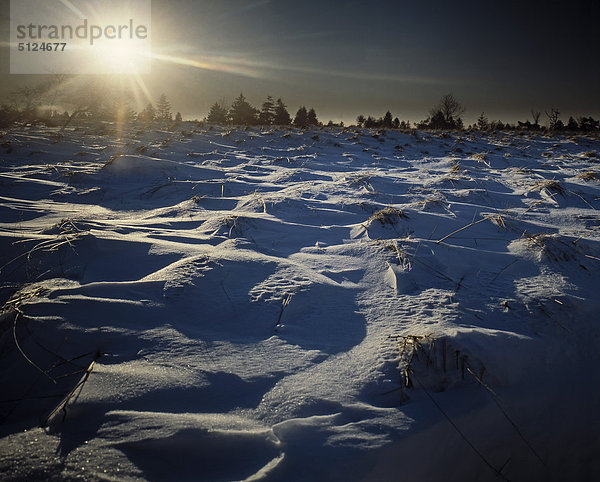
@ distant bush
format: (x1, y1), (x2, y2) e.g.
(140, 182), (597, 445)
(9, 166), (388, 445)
(578, 116), (599, 131)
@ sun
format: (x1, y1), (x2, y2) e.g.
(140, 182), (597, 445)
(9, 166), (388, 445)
(88, 38), (151, 75)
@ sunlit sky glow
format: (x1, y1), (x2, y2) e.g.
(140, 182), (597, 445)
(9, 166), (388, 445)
(1, 0), (599, 124)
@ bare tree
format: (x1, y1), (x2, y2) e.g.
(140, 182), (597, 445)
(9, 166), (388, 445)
(530, 109), (541, 127)
(431, 93), (466, 124)
(545, 108), (561, 130)
(424, 93), (466, 129)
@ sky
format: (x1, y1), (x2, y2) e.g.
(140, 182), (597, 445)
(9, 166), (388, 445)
(1, 0), (599, 125)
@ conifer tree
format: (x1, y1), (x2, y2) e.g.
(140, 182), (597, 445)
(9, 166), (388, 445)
(294, 106), (308, 128)
(156, 93), (172, 121)
(382, 111), (393, 128)
(477, 112), (489, 130)
(364, 116), (377, 128)
(273, 98), (291, 125)
(229, 93), (258, 125)
(258, 95), (275, 125)
(307, 107), (319, 126)
(566, 116), (578, 131)
(138, 103), (155, 122)
(206, 101), (228, 124)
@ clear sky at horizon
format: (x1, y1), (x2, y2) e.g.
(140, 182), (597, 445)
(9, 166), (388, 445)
(1, 0), (599, 125)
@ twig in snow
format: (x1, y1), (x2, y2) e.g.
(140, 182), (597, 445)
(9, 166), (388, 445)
(436, 215), (502, 244)
(393, 244), (458, 284)
(12, 310), (57, 385)
(411, 371), (510, 481)
(490, 259), (519, 283)
(466, 366), (548, 470)
(573, 225), (600, 245)
(275, 293), (292, 329)
(568, 190), (596, 211)
(521, 193), (558, 214)
(41, 351), (101, 427)
(1, 233), (82, 276)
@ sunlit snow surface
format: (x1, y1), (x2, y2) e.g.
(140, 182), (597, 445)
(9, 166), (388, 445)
(1, 123), (599, 481)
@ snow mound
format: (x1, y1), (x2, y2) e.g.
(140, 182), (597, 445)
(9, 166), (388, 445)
(1, 124), (599, 481)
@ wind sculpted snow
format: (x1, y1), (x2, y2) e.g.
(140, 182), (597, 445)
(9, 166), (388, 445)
(1, 124), (599, 481)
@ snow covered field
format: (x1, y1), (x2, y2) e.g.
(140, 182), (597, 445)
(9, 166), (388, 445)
(1, 123), (599, 481)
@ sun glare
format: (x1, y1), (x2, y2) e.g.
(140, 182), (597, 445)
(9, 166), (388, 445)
(90, 39), (150, 74)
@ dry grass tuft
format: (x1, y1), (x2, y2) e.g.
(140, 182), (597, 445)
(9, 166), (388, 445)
(533, 179), (565, 195)
(417, 197), (448, 212)
(389, 334), (485, 393)
(522, 233), (579, 263)
(2, 286), (48, 315)
(489, 213), (507, 228)
(449, 162), (461, 173)
(43, 218), (83, 236)
(345, 174), (374, 191)
(575, 171), (600, 181)
(509, 166), (531, 174)
(369, 207), (408, 225)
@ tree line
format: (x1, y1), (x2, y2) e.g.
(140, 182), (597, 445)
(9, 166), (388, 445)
(0, 77), (182, 129)
(206, 93), (320, 128)
(356, 94), (599, 132)
(1, 77), (598, 132)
